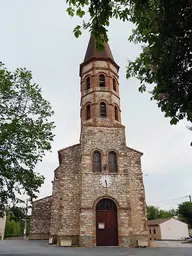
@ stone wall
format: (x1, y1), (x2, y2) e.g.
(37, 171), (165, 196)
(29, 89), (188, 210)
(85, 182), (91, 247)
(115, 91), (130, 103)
(29, 196), (52, 240)
(148, 225), (161, 240)
(29, 126), (148, 247)
(79, 125), (148, 247)
(49, 144), (81, 246)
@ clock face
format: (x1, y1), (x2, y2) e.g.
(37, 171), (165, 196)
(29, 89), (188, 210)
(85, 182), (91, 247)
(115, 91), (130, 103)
(100, 175), (112, 188)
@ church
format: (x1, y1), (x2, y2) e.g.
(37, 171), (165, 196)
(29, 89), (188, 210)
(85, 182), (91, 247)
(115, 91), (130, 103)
(29, 35), (149, 247)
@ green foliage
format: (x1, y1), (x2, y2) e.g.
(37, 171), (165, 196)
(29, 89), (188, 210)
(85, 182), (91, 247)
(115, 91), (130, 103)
(73, 25), (82, 38)
(4, 212), (30, 237)
(178, 202), (192, 228)
(8, 206), (25, 222)
(147, 205), (176, 220)
(0, 63), (55, 216)
(26, 217), (30, 236)
(66, 0), (192, 126)
(147, 205), (159, 220)
(5, 214), (22, 237)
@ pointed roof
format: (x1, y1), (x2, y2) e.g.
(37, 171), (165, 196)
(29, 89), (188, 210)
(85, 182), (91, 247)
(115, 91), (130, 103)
(84, 35), (114, 62)
(79, 35), (119, 76)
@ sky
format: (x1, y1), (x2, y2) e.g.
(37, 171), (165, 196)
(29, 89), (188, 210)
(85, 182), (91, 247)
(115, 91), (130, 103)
(0, 0), (192, 210)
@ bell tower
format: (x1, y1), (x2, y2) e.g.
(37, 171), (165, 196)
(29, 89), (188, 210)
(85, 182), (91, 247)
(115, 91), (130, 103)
(80, 35), (122, 128)
(79, 35), (148, 247)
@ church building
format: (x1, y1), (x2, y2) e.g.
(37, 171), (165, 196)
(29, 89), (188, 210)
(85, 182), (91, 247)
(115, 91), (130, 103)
(29, 35), (149, 247)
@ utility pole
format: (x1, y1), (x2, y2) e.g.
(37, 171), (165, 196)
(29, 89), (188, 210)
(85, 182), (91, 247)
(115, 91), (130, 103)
(189, 195), (192, 202)
(23, 199), (29, 239)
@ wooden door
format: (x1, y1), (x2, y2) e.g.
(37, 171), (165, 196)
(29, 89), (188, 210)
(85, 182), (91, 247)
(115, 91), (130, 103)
(96, 199), (118, 246)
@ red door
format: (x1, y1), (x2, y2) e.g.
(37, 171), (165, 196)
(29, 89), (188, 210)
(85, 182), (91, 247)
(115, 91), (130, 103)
(96, 199), (118, 246)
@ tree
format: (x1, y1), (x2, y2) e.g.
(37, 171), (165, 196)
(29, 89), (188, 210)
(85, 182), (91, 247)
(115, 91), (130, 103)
(4, 206), (31, 237)
(147, 205), (175, 220)
(66, 0), (192, 126)
(147, 205), (159, 220)
(5, 214), (22, 237)
(178, 201), (192, 228)
(0, 63), (55, 216)
(8, 206), (25, 222)
(187, 125), (192, 146)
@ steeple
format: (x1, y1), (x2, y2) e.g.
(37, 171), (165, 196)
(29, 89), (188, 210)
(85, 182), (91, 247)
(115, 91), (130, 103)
(80, 35), (119, 75)
(80, 35), (122, 130)
(84, 35), (114, 62)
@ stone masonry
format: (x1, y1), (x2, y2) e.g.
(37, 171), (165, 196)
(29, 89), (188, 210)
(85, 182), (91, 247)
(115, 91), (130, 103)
(29, 196), (52, 240)
(29, 35), (149, 247)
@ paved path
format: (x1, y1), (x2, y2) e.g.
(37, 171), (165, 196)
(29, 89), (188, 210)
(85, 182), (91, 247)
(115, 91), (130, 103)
(155, 240), (192, 247)
(0, 240), (192, 256)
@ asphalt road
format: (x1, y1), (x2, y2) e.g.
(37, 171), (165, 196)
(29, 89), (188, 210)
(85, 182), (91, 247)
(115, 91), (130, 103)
(0, 240), (192, 256)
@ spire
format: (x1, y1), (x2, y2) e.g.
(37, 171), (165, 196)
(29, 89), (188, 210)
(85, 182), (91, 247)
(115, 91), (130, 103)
(84, 35), (114, 62)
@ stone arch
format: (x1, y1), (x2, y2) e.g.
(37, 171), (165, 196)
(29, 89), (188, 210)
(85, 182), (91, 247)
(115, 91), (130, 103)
(82, 101), (92, 110)
(82, 102), (92, 122)
(108, 151), (118, 173)
(97, 71), (107, 77)
(113, 103), (120, 121)
(95, 197), (119, 246)
(100, 102), (107, 117)
(86, 76), (91, 90)
(106, 148), (119, 157)
(81, 73), (92, 91)
(92, 149), (102, 172)
(97, 72), (107, 88)
(93, 196), (119, 210)
(112, 77), (117, 91)
(86, 104), (91, 120)
(106, 149), (119, 173)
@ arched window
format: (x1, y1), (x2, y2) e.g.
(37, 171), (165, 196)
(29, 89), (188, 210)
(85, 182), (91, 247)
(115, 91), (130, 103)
(86, 77), (90, 90)
(100, 102), (106, 117)
(93, 151), (101, 172)
(109, 151), (117, 173)
(113, 78), (116, 91)
(99, 74), (105, 87)
(115, 106), (118, 121)
(86, 104), (91, 120)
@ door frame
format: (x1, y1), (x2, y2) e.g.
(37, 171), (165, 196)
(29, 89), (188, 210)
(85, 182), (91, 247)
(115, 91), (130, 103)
(94, 197), (119, 246)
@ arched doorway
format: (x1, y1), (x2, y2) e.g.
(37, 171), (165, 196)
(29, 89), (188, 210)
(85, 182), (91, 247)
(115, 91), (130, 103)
(96, 198), (118, 246)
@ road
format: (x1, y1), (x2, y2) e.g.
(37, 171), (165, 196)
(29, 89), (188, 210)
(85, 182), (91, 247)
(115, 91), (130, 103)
(0, 240), (192, 256)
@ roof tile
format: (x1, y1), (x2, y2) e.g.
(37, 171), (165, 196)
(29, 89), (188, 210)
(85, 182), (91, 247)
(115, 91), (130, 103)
(84, 35), (114, 62)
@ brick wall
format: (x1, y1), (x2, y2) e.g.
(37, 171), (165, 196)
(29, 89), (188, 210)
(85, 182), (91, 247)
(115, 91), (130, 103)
(81, 60), (121, 127)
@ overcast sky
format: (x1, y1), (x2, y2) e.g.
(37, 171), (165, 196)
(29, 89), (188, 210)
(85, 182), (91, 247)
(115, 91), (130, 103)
(1, 0), (192, 210)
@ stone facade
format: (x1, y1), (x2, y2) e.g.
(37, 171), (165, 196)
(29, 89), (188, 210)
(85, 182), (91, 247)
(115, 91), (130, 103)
(79, 126), (148, 247)
(49, 144), (81, 246)
(29, 35), (149, 247)
(29, 196), (52, 240)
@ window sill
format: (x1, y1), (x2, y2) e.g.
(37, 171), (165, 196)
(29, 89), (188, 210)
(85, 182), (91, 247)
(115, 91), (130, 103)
(92, 172), (118, 175)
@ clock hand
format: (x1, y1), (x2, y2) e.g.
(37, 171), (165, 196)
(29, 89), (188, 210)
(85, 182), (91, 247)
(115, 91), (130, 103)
(105, 179), (107, 186)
